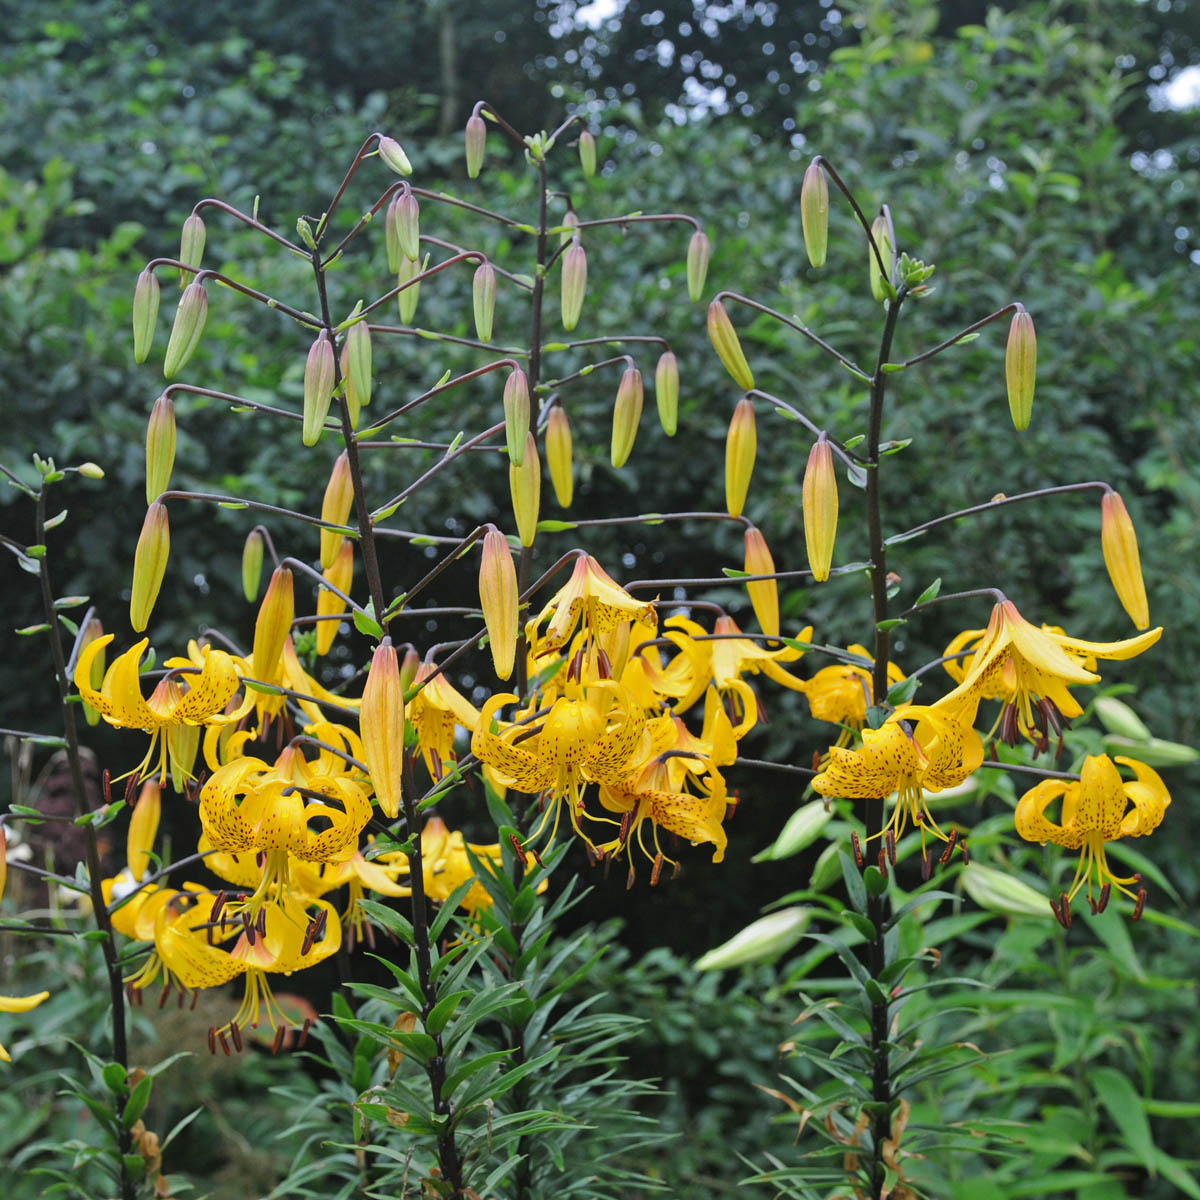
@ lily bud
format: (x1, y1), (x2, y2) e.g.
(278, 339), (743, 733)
(655, 350), (679, 436)
(321, 450), (355, 568)
(578, 129), (596, 177)
(178, 213), (206, 287)
(707, 300), (754, 391)
(1101, 491), (1150, 630)
(302, 331), (335, 447)
(144, 395), (176, 505)
(473, 261), (496, 343)
(503, 368), (530, 467)
(1005, 308), (1036, 431)
(167, 700), (199, 792)
(130, 501), (170, 632)
(397, 253), (427, 324)
(465, 113), (486, 178)
(611, 366), (643, 469)
(560, 209), (580, 247)
(399, 645), (420, 694)
(316, 540), (354, 656)
(361, 640), (405, 818)
(0, 826), (6, 903)
(561, 241), (588, 332)
(251, 566), (295, 684)
(800, 160), (829, 269)
(687, 230), (711, 302)
(78, 462), (105, 479)
(79, 615), (106, 726)
(396, 192), (420, 262)
(162, 280), (208, 379)
(509, 432), (541, 547)
(724, 397), (757, 518)
(242, 529), (264, 603)
(546, 405), (574, 507)
(479, 526), (519, 681)
(384, 193), (402, 273)
(695, 907), (811, 970)
(344, 320), (373, 417)
(339, 344), (360, 428)
(868, 215), (893, 303)
(744, 526), (779, 637)
(127, 779), (161, 881)
(132, 268), (160, 363)
(802, 434), (838, 582)
(378, 135), (413, 176)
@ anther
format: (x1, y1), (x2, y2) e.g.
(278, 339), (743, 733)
(595, 648), (613, 680)
(256, 908), (267, 938)
(158, 983), (170, 1010)
(618, 810), (634, 847)
(567, 647), (585, 684)
(508, 833), (526, 860)
(218, 1030), (231, 1056)
(102, 769), (113, 805)
(429, 749), (443, 780)
(190, 989), (199, 1011)
(176, 987), (186, 1009)
(885, 829), (897, 867)
(939, 830), (959, 865)
(210, 890), (227, 922)
(625, 862), (636, 891)
(301, 920), (317, 957)
(298, 1017), (313, 1049)
(272, 1026), (286, 1055)
(230, 1021), (243, 1053)
(671, 860), (681, 880)
(959, 838), (969, 865)
(528, 844), (544, 867)
(877, 849), (888, 880)
(1059, 892), (1072, 929)
(207, 1027), (217, 1055)
(651, 853), (665, 887)
(921, 853), (932, 882)
(1133, 888), (1147, 921)
(999, 704), (1019, 746)
(851, 831), (864, 869)
(1049, 898), (1066, 928)
(812, 750), (822, 773)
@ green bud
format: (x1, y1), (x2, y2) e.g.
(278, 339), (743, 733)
(503, 369), (530, 467)
(144, 394), (176, 504)
(473, 261), (496, 343)
(178, 213), (206, 287)
(397, 192), (420, 262)
(1005, 309), (1036, 431)
(869, 215), (894, 303)
(610, 366), (643, 469)
(241, 529), (264, 603)
(465, 113), (486, 178)
(77, 462), (105, 480)
(384, 194), (402, 273)
(132, 268), (160, 364)
(800, 160), (829, 268)
(962, 863), (1051, 919)
(578, 129), (596, 177)
(345, 319), (372, 411)
(162, 281), (208, 379)
(708, 300), (754, 391)
(1093, 696), (1152, 742)
(561, 241), (587, 332)
(130, 501), (170, 632)
(695, 907), (811, 970)
(302, 331), (335, 447)
(397, 253), (427, 324)
(686, 230), (711, 302)
(560, 209), (580, 247)
(654, 350), (679, 436)
(752, 799), (832, 862)
(378, 135), (413, 176)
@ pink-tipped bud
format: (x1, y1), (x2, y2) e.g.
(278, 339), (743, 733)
(480, 526), (519, 681)
(397, 253), (426, 324)
(578, 129), (597, 177)
(1101, 491), (1150, 630)
(361, 640), (405, 818)
(162, 280), (207, 379)
(251, 566), (295, 685)
(345, 319), (372, 416)
(509, 432), (541, 547)
(79, 615), (105, 727)
(132, 267), (160, 363)
(378, 136), (413, 176)
(1005, 308), (1036, 431)
(316, 540), (354, 656)
(384, 194), (402, 273)
(560, 209), (580, 247)
(465, 113), (487, 178)
(707, 300), (754, 391)
(303, 331), (335, 447)
(145, 395), (176, 505)
(611, 366), (643, 469)
(242, 529), (264, 603)
(869, 215), (894, 303)
(561, 241), (588, 332)
(320, 451), (355, 569)
(503, 368), (530, 467)
(546, 405), (574, 507)
(743, 526), (779, 637)
(801, 160), (829, 269)
(803, 434), (839, 583)
(724, 397), (757, 518)
(127, 779), (161, 881)
(131, 501), (170, 632)
(178, 213), (206, 287)
(655, 350), (679, 436)
(473, 261), (497, 343)
(396, 192), (420, 262)
(687, 230), (711, 302)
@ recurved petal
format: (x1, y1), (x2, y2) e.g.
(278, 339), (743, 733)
(1114, 755), (1171, 838)
(1014, 779), (1082, 848)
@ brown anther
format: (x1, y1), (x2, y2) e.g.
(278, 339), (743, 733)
(671, 860), (681, 880)
(528, 844), (544, 867)
(429, 748), (444, 780)
(939, 829), (959, 864)
(1059, 892), (1072, 929)
(617, 810), (635, 847)
(256, 908), (267, 937)
(999, 704), (1019, 746)
(301, 920), (317, 957)
(1133, 888), (1147, 921)
(158, 983), (170, 1010)
(298, 1017), (313, 1049)
(207, 1027), (216, 1055)
(812, 750), (823, 773)
(877, 848), (888, 879)
(364, 919), (376, 951)
(272, 1026), (286, 1055)
(959, 838), (970, 865)
(885, 829), (897, 867)
(315, 908), (328, 939)
(567, 647), (585, 684)
(124, 774), (139, 805)
(726, 790), (740, 820)
(190, 989), (199, 1011)
(210, 890), (227, 922)
(651, 853), (665, 886)
(584, 843), (599, 867)
(595, 648), (613, 679)
(218, 1030), (231, 1056)
(1089, 894), (1100, 916)
(256, 851), (267, 869)
(508, 833), (526, 860)
(851, 831), (864, 869)
(176, 987), (186, 1009)
(921, 853), (932, 882)
(625, 862), (636, 891)
(102, 769), (113, 805)
(230, 1021), (243, 1053)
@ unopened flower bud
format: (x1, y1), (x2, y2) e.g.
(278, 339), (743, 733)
(687, 230), (711, 302)
(346, 319), (372, 410)
(396, 192), (420, 262)
(241, 529), (264, 603)
(130, 501), (170, 632)
(1005, 308), (1036, 431)
(509, 432), (541, 547)
(655, 350), (679, 436)
(707, 300), (754, 391)
(611, 366), (643, 469)
(399, 646), (420, 695)
(77, 462), (105, 479)
(578, 129), (596, 177)
(145, 395), (176, 505)
(869, 215), (894, 303)
(302, 331), (335, 446)
(803, 434), (838, 582)
(320, 450), (354, 568)
(127, 779), (161, 881)
(397, 253), (427, 324)
(251, 566), (295, 685)
(479, 526), (519, 680)
(384, 194), (402, 273)
(744, 526), (779, 637)
(339, 344), (361, 427)
(465, 113), (487, 178)
(378, 135), (413, 176)
(1101, 491), (1149, 630)
(316, 540), (354, 656)
(162, 281), (207, 379)
(724, 397), (757, 517)
(473, 261), (496, 343)
(546, 405), (574, 507)
(801, 160), (829, 269)
(695, 906), (811, 970)
(79, 615), (105, 726)
(178, 213), (206, 287)
(560, 209), (580, 247)
(0, 826), (6, 903)
(132, 268), (160, 363)
(361, 640), (405, 818)
(503, 368), (530, 467)
(561, 241), (588, 332)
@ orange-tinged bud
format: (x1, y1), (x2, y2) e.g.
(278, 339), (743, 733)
(744, 526), (779, 636)
(361, 640), (405, 817)
(724, 397), (757, 517)
(316, 540), (354, 655)
(655, 350), (679, 436)
(320, 451), (355, 568)
(465, 113), (486, 178)
(396, 192), (420, 262)
(346, 319), (372, 410)
(560, 209), (580, 247)
(546, 405), (574, 507)
(242, 529), (264, 603)
(162, 280), (207, 379)
(127, 779), (161, 881)
(578, 129), (597, 177)
(473, 261), (496, 343)
(1101, 491), (1150, 630)
(687, 230), (711, 302)
(803, 434), (838, 582)
(509, 432), (541, 547)
(869, 215), (894, 303)
(399, 646), (420, 695)
(561, 241), (588, 332)
(130, 501), (170, 632)
(480, 526), (519, 680)
(145, 395), (176, 505)
(378, 135), (413, 176)
(384, 193), (402, 273)
(611, 366), (643, 469)
(503, 369), (530, 467)
(801, 160), (829, 269)
(251, 566), (295, 684)
(79, 615), (105, 726)
(707, 300), (754, 391)
(397, 253), (427, 324)
(178, 213), (206, 287)
(303, 331), (335, 446)
(132, 268), (160, 363)
(1005, 309), (1036, 431)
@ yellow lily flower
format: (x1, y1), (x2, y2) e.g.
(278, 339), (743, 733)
(408, 660), (481, 781)
(527, 554), (656, 655)
(804, 645), (905, 739)
(0, 990), (51, 1063)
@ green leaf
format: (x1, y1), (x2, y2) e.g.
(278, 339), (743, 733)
(425, 990), (469, 1036)
(880, 362), (905, 373)
(875, 618), (906, 631)
(1090, 1066), (1155, 1170)
(352, 609), (384, 639)
(535, 519), (578, 532)
(101, 1063), (127, 1094)
(885, 675), (920, 705)
(839, 850), (868, 913)
(914, 577), (942, 605)
(122, 1073), (153, 1127)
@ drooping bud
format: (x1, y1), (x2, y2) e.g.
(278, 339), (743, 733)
(384, 193), (402, 273)
(561, 241), (588, 332)
(655, 350), (679, 436)
(399, 645), (420, 695)
(724, 397), (757, 518)
(178, 213), (206, 287)
(503, 369), (530, 467)
(346, 319), (372, 411)
(78, 462), (105, 479)
(707, 300), (754, 391)
(0, 825), (6, 903)
(79, 615), (105, 726)
(127, 779), (161, 881)
(316, 540), (354, 656)
(144, 395), (176, 505)
(1100, 491), (1150, 630)
(320, 451), (355, 568)
(130, 501), (170, 632)
(611, 366), (643, 469)
(560, 209), (580, 247)
(800, 160), (829, 269)
(162, 281), (208, 379)
(132, 268), (160, 363)
(302, 331), (336, 447)
(339, 344), (361, 428)
(743, 526), (779, 637)
(241, 529), (264, 603)
(397, 253), (427, 324)
(868, 215), (894, 303)
(578, 129), (597, 177)
(396, 192), (420, 262)
(377, 135), (413, 176)
(479, 526), (519, 681)
(546, 405), (574, 507)
(251, 566), (295, 684)
(687, 230), (711, 302)
(465, 113), (487, 178)
(802, 434), (839, 583)
(509, 432), (541, 547)
(1005, 308), (1036, 431)
(473, 261), (496, 343)
(361, 640), (405, 818)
